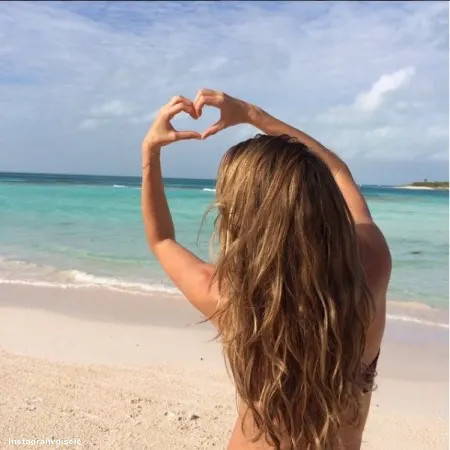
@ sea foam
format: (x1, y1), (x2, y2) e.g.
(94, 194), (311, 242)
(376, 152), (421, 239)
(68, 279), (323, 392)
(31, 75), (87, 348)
(0, 257), (180, 296)
(386, 313), (448, 329)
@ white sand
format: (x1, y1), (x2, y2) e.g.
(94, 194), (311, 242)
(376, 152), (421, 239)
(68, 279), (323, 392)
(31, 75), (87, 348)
(0, 284), (448, 449)
(395, 186), (437, 190)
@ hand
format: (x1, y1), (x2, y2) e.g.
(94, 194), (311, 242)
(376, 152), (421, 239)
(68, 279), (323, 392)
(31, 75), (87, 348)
(193, 88), (254, 139)
(142, 96), (201, 151)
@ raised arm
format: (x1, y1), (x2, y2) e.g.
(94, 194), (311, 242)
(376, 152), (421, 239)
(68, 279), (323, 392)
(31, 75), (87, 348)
(247, 106), (373, 225)
(241, 103), (392, 287)
(244, 104), (391, 300)
(140, 96), (219, 318)
(193, 88), (390, 295)
(193, 89), (372, 225)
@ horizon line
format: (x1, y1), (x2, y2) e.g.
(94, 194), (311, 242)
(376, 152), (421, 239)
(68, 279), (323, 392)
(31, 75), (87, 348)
(0, 170), (448, 186)
(0, 170), (217, 181)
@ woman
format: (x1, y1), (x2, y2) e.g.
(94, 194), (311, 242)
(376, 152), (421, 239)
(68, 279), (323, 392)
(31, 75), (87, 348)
(141, 89), (391, 449)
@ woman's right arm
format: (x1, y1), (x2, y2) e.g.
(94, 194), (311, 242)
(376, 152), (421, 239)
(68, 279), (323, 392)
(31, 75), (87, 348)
(193, 88), (372, 225)
(247, 105), (373, 225)
(194, 88), (391, 301)
(244, 102), (392, 297)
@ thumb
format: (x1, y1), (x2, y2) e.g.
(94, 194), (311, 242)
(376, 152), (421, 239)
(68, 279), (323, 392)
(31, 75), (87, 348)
(174, 130), (202, 141)
(201, 121), (225, 140)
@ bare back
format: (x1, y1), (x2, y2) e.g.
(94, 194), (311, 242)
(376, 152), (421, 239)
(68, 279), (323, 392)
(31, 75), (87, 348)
(336, 222), (390, 449)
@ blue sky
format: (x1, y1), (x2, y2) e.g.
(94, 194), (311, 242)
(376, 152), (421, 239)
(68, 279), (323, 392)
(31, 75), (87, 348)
(0, 1), (448, 184)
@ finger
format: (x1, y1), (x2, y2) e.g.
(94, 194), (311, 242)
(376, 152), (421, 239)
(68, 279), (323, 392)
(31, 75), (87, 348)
(201, 121), (225, 140)
(193, 89), (216, 105)
(167, 96), (197, 118)
(192, 89), (222, 113)
(192, 93), (203, 116)
(197, 88), (217, 96)
(194, 95), (222, 117)
(166, 103), (195, 120)
(168, 95), (193, 106)
(174, 130), (202, 141)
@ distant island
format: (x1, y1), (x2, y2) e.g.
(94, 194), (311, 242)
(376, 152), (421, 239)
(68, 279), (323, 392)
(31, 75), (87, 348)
(397, 180), (449, 190)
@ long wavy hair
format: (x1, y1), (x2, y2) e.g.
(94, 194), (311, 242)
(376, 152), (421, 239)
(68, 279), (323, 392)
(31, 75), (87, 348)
(205, 134), (375, 449)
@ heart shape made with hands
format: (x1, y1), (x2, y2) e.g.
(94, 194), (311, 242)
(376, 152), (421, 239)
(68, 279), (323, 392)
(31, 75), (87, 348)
(170, 103), (221, 138)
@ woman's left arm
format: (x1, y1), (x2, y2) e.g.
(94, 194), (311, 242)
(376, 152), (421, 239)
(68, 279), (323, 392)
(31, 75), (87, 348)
(141, 96), (219, 318)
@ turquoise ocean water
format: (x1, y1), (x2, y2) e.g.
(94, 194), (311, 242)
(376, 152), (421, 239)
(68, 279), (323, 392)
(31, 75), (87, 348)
(0, 172), (448, 325)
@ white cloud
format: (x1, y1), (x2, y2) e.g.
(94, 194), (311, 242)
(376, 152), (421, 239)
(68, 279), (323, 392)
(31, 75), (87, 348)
(316, 67), (417, 124)
(79, 99), (144, 129)
(364, 127), (394, 139)
(79, 118), (104, 130)
(189, 56), (229, 74)
(354, 67), (416, 112)
(128, 111), (158, 125)
(90, 100), (136, 118)
(426, 125), (449, 139)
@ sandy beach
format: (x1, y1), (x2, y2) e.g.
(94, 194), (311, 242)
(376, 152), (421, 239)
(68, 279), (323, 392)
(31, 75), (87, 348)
(0, 284), (448, 449)
(396, 186), (436, 190)
(395, 185), (449, 191)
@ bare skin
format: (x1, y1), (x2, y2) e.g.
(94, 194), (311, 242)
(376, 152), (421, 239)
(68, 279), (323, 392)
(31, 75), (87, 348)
(141, 89), (392, 449)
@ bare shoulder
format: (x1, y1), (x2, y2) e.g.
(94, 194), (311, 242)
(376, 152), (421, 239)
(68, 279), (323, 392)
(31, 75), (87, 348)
(355, 221), (391, 358)
(355, 221), (392, 288)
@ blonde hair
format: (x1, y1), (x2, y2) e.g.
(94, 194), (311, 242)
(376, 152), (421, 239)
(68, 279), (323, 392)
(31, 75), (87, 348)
(205, 134), (375, 449)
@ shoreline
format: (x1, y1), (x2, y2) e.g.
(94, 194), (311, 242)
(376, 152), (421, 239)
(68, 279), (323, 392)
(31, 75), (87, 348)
(0, 283), (448, 449)
(1, 278), (447, 328)
(0, 283), (447, 372)
(395, 185), (449, 190)
(0, 283), (448, 367)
